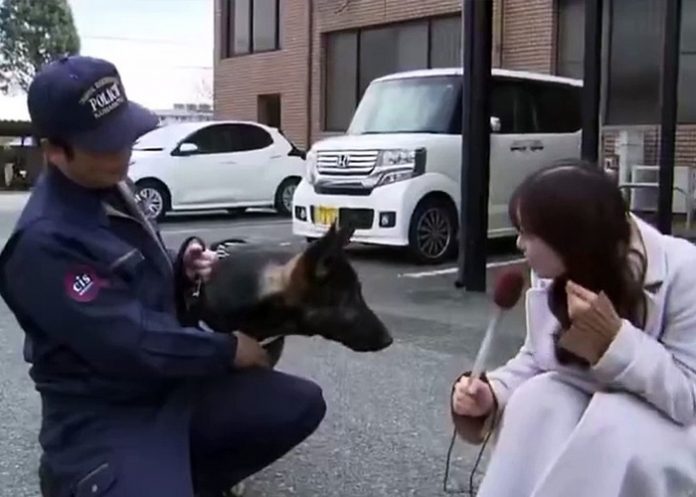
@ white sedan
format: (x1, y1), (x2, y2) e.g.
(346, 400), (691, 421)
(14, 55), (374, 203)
(128, 120), (306, 220)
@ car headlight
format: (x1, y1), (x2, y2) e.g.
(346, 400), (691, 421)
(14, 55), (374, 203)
(305, 150), (318, 185)
(373, 148), (426, 187)
(380, 149), (418, 167)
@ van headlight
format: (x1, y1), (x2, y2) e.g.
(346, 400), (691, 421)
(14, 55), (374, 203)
(373, 148), (426, 187)
(305, 150), (318, 185)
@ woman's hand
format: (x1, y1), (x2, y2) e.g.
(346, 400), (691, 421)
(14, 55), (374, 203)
(452, 375), (495, 417)
(566, 280), (598, 320)
(560, 280), (622, 365)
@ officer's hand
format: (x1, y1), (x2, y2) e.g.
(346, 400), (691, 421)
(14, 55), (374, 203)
(183, 242), (218, 283)
(232, 332), (271, 369)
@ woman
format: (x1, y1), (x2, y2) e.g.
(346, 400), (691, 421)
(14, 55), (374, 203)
(450, 161), (696, 497)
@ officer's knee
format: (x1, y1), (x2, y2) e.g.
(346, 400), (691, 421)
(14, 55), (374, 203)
(291, 378), (326, 436)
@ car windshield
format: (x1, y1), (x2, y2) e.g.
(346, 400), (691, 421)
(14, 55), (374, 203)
(347, 75), (460, 135)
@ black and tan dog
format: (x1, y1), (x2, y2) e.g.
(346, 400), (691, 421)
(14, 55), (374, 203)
(176, 223), (393, 366)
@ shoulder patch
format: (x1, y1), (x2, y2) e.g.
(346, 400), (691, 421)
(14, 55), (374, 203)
(64, 266), (107, 302)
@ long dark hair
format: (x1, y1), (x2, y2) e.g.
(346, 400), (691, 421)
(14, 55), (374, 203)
(509, 160), (647, 366)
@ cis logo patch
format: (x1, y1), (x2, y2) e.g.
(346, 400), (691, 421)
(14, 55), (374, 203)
(64, 266), (107, 302)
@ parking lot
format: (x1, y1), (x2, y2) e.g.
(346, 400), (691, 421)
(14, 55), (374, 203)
(0, 195), (527, 497)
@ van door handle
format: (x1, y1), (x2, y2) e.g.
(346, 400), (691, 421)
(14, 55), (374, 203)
(510, 141), (528, 152)
(529, 140), (544, 151)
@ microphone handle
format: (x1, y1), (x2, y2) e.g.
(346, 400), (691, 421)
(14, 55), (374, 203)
(467, 306), (502, 394)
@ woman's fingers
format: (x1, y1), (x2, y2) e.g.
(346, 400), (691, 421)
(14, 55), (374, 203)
(566, 280), (597, 302)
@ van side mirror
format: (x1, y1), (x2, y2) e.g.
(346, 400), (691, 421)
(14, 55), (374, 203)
(490, 116), (502, 133)
(178, 143), (199, 155)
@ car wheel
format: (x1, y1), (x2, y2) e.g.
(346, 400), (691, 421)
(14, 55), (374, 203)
(136, 180), (170, 222)
(408, 197), (458, 265)
(275, 177), (300, 217)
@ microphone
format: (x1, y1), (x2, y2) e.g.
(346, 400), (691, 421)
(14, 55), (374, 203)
(467, 269), (525, 393)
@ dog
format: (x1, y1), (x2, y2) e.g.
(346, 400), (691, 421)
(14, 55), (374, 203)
(176, 223), (393, 366)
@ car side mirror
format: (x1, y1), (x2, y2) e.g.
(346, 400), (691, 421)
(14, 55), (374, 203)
(178, 143), (199, 155)
(490, 116), (502, 133)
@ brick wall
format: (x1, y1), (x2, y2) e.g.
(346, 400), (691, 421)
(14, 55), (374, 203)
(501, 0), (555, 73)
(214, 0), (311, 149)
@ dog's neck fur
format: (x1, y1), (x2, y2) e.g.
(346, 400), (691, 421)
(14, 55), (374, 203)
(198, 250), (307, 340)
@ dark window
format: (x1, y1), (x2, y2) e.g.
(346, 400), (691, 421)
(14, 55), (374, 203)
(223, 0), (279, 57)
(605, 0), (664, 125)
(556, 0), (585, 79)
(182, 124), (273, 155)
(358, 21), (428, 95)
(258, 94), (281, 129)
(606, 0), (696, 124)
(678, 1), (696, 122)
(228, 124), (274, 151)
(325, 31), (358, 131)
(430, 16), (462, 68)
(324, 15), (459, 132)
(490, 79), (536, 134)
(184, 125), (233, 154)
(395, 22), (429, 73)
(526, 81), (582, 132)
(252, 0), (278, 52)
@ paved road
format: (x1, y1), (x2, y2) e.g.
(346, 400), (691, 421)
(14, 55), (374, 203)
(0, 195), (527, 497)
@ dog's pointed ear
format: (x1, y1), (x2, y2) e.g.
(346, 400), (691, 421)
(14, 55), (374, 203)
(335, 223), (355, 248)
(297, 221), (350, 280)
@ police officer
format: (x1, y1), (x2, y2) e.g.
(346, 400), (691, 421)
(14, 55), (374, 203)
(0, 55), (326, 497)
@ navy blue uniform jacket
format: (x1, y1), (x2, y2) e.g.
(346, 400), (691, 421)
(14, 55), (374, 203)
(0, 166), (238, 496)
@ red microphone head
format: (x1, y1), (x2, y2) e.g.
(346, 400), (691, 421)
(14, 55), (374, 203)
(493, 270), (525, 309)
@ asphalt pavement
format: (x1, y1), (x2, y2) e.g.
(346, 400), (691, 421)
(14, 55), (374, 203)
(0, 194), (527, 497)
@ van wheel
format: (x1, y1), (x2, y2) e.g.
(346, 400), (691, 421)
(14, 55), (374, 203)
(136, 180), (170, 222)
(408, 198), (458, 265)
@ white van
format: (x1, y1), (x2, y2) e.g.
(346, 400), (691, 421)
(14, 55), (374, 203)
(292, 68), (583, 264)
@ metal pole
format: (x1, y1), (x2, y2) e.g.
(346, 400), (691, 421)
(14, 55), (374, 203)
(581, 0), (602, 163)
(657, 0), (681, 234)
(455, 0), (492, 292)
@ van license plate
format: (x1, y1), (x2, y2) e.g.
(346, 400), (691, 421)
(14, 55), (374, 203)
(315, 206), (338, 226)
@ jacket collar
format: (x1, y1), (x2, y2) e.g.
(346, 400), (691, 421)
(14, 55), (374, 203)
(42, 165), (112, 228)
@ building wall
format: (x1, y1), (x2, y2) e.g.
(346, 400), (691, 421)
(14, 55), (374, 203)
(214, 0), (311, 148)
(214, 0), (546, 150)
(501, 0), (555, 73)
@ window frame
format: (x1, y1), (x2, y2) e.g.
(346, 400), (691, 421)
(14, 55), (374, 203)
(221, 0), (280, 58)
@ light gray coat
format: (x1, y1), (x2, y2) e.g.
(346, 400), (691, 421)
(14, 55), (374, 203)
(478, 216), (696, 497)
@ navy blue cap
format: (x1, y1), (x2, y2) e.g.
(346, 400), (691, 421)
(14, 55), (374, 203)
(27, 55), (159, 154)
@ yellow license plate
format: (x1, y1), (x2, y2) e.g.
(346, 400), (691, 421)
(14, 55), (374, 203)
(315, 206), (338, 226)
